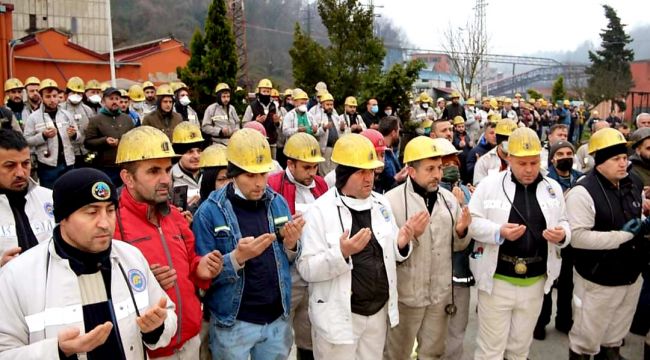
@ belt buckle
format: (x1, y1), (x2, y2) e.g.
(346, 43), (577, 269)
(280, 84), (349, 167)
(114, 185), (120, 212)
(514, 258), (528, 275)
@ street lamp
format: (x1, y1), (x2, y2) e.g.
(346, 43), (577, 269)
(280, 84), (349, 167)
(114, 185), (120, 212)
(8, 39), (23, 78)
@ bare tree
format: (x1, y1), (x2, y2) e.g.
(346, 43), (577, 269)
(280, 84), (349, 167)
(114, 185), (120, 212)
(442, 19), (488, 99)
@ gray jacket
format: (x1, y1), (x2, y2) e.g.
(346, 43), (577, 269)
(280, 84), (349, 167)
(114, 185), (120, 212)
(201, 102), (241, 145)
(24, 107), (80, 167)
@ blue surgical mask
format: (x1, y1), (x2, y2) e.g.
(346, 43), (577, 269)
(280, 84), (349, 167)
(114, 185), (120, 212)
(371, 105), (379, 114)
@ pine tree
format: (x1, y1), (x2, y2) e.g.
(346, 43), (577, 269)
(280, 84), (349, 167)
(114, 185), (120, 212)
(177, 0), (238, 115)
(289, 24), (330, 93)
(551, 76), (566, 104)
(585, 5), (634, 111)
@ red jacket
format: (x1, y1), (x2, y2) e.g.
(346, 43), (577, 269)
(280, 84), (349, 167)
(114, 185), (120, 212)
(267, 171), (329, 214)
(114, 188), (208, 358)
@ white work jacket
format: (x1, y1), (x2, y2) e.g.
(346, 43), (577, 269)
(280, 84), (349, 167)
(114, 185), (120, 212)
(201, 102), (241, 145)
(0, 180), (54, 259)
(296, 188), (411, 344)
(467, 170), (571, 295)
(24, 107), (80, 167)
(0, 239), (177, 359)
(473, 146), (503, 185)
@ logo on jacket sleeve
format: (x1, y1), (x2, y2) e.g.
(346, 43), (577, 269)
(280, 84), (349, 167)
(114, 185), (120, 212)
(128, 269), (146, 292)
(44, 202), (54, 218)
(379, 205), (391, 222)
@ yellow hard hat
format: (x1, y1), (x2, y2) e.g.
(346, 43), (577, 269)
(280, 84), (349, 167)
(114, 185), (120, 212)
(316, 89), (329, 98)
(156, 84), (174, 96)
(66, 77), (85, 93)
(495, 119), (518, 136)
(236, 86), (244, 92)
(119, 89), (129, 98)
(450, 91), (461, 98)
(528, 98), (536, 104)
(283, 89), (293, 97)
(116, 126), (177, 164)
(418, 92), (433, 103)
(4, 78), (24, 92)
(227, 128), (274, 173)
(25, 76), (41, 87)
(100, 81), (111, 92)
(591, 110), (599, 116)
(514, 92), (522, 98)
(85, 79), (101, 91)
(215, 83), (230, 93)
(292, 89), (309, 101)
(488, 113), (502, 123)
(320, 92), (334, 102)
(541, 99), (548, 107)
(38, 78), (58, 92)
(257, 78), (272, 89)
(563, 99), (571, 106)
(504, 97), (512, 104)
(421, 119), (434, 130)
(433, 138), (461, 156)
(171, 82), (188, 93)
(466, 98), (475, 106)
(403, 136), (446, 164)
(142, 81), (155, 90)
(490, 98), (499, 110)
(331, 134), (383, 169)
(315, 81), (327, 92)
(507, 127), (542, 157)
(284, 133), (325, 163)
(452, 116), (465, 125)
(199, 144), (228, 168)
(128, 84), (145, 102)
(172, 122), (204, 144)
(271, 89), (280, 97)
(497, 96), (505, 103)
(587, 127), (627, 155)
(345, 96), (358, 107)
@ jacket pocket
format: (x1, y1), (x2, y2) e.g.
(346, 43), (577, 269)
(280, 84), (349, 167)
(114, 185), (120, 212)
(126, 236), (151, 244)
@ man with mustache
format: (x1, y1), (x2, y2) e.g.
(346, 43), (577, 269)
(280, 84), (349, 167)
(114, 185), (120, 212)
(0, 129), (55, 268)
(0, 167), (178, 359)
(170, 122), (205, 211)
(114, 126), (223, 359)
(3, 78), (29, 131)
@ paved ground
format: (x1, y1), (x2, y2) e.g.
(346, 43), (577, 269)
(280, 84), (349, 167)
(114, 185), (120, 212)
(290, 287), (646, 359)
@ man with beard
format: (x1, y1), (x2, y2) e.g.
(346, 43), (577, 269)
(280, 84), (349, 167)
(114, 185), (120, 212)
(202, 83), (242, 146)
(309, 92), (339, 175)
(452, 116), (472, 182)
(60, 77), (94, 166)
(119, 89), (141, 127)
(0, 129), (54, 267)
(629, 127), (650, 185)
(83, 79), (102, 114)
(341, 96), (366, 134)
(24, 79), (80, 188)
(442, 91), (466, 121)
(431, 119), (454, 142)
(4, 78), (29, 131)
(142, 81), (158, 115)
(143, 84), (183, 140)
(172, 82), (200, 125)
(384, 136), (471, 360)
(84, 87), (136, 186)
(473, 119), (518, 185)
(243, 79), (282, 158)
(115, 126), (223, 359)
(23, 77), (42, 116)
(171, 122), (205, 210)
(267, 133), (328, 360)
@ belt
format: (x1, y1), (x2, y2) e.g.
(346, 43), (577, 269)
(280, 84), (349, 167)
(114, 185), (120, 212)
(499, 254), (543, 275)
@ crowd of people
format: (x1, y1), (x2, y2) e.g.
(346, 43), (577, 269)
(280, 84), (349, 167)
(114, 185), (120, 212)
(0, 75), (648, 360)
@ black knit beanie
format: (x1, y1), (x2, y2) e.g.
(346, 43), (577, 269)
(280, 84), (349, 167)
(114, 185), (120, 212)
(335, 164), (361, 191)
(594, 143), (627, 166)
(227, 162), (247, 178)
(52, 168), (118, 223)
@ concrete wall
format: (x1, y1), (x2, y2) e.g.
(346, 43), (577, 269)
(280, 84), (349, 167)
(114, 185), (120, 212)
(6, 0), (110, 53)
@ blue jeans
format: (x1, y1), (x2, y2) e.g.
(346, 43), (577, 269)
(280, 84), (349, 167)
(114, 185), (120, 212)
(37, 161), (71, 189)
(209, 316), (292, 360)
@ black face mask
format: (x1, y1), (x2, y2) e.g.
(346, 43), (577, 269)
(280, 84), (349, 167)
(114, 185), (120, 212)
(259, 94), (271, 105)
(555, 158), (573, 172)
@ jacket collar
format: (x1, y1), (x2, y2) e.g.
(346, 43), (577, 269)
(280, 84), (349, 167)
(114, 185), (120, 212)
(119, 186), (169, 222)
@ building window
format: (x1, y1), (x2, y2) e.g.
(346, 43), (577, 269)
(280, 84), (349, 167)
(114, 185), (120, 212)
(445, 81), (452, 88)
(71, 17), (78, 34)
(29, 14), (36, 31)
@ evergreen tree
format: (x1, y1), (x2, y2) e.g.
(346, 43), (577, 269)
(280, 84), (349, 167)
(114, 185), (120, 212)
(551, 76), (566, 104)
(177, 0), (238, 115)
(289, 24), (330, 93)
(585, 5), (634, 111)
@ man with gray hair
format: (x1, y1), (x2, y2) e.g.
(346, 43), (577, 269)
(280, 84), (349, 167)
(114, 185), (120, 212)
(636, 112), (650, 129)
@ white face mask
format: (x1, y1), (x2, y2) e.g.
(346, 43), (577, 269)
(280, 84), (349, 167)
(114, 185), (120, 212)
(422, 103), (429, 109)
(131, 101), (144, 110)
(468, 106), (475, 112)
(273, 100), (280, 109)
(179, 96), (191, 106)
(385, 110), (393, 116)
(297, 104), (308, 113)
(512, 102), (519, 108)
(89, 94), (102, 104)
(68, 94), (82, 105)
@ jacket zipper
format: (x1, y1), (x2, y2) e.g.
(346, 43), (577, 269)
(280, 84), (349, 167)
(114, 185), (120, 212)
(156, 225), (183, 346)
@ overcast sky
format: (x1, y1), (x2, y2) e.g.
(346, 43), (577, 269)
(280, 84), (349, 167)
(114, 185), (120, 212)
(378, 0), (650, 56)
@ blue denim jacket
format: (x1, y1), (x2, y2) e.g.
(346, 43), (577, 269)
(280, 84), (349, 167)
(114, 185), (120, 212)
(192, 184), (296, 327)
